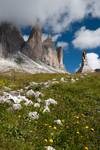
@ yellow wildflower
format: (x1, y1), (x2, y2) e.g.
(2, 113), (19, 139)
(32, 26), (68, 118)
(44, 124), (48, 126)
(74, 116), (79, 119)
(81, 113), (85, 117)
(44, 139), (48, 142)
(91, 128), (95, 132)
(50, 132), (54, 136)
(76, 121), (79, 124)
(76, 131), (80, 134)
(76, 116), (79, 119)
(85, 126), (89, 129)
(84, 146), (89, 150)
(53, 126), (57, 130)
(62, 119), (65, 123)
(49, 125), (52, 128)
(49, 139), (53, 143)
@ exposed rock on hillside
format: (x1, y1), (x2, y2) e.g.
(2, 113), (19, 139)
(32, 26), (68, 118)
(77, 49), (94, 73)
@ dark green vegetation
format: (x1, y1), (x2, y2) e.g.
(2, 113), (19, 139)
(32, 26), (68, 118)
(0, 73), (100, 150)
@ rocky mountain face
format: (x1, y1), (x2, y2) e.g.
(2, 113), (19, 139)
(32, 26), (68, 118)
(0, 22), (66, 73)
(42, 36), (64, 69)
(27, 26), (43, 60)
(0, 23), (24, 57)
(77, 50), (94, 73)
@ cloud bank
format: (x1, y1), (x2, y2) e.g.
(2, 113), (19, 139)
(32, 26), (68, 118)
(73, 27), (100, 49)
(0, 0), (100, 32)
(87, 53), (100, 69)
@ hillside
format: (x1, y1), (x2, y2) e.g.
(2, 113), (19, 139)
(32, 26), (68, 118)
(0, 73), (100, 150)
(0, 52), (66, 74)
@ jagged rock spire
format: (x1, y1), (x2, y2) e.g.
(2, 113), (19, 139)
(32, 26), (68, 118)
(27, 25), (43, 60)
(56, 46), (64, 69)
(77, 49), (94, 73)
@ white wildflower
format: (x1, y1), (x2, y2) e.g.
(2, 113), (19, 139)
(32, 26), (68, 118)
(43, 106), (50, 113)
(45, 85), (50, 88)
(17, 89), (24, 93)
(45, 146), (56, 150)
(28, 112), (39, 120)
(45, 98), (57, 106)
(44, 82), (49, 86)
(29, 82), (38, 86)
(61, 77), (65, 82)
(52, 78), (56, 81)
(76, 78), (79, 81)
(37, 98), (41, 103)
(24, 86), (30, 90)
(34, 103), (40, 108)
(71, 78), (76, 83)
(52, 81), (59, 84)
(3, 86), (11, 92)
(54, 119), (63, 126)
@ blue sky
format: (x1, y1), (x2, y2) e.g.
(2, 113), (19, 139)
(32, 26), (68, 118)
(62, 17), (100, 73)
(22, 17), (100, 73)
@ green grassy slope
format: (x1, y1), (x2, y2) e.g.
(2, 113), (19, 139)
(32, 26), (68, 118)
(0, 73), (100, 150)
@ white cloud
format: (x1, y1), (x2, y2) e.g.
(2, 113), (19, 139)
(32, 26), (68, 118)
(0, 0), (100, 33)
(23, 35), (29, 41)
(42, 34), (48, 42)
(42, 33), (62, 42)
(87, 53), (100, 69)
(57, 41), (68, 48)
(73, 27), (100, 49)
(52, 34), (61, 42)
(90, 0), (100, 18)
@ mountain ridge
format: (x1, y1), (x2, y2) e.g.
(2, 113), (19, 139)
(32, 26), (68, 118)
(0, 22), (67, 74)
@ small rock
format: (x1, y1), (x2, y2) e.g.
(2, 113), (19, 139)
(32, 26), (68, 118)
(12, 104), (22, 110)
(28, 112), (39, 120)
(3, 92), (22, 104)
(35, 91), (43, 98)
(17, 89), (24, 94)
(26, 89), (35, 97)
(24, 100), (33, 106)
(10, 91), (19, 96)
